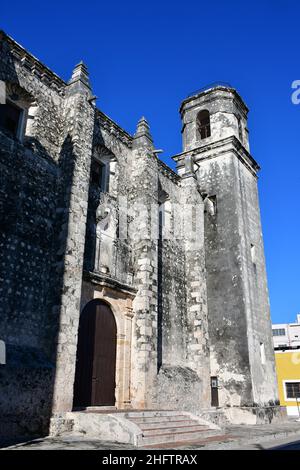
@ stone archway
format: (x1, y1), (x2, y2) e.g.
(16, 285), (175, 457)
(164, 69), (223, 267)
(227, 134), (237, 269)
(79, 275), (136, 409)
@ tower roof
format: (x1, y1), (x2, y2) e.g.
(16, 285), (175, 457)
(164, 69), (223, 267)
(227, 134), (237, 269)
(180, 83), (249, 115)
(186, 82), (233, 98)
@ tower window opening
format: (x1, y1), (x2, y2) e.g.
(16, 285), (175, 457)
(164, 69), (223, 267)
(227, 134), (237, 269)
(159, 203), (164, 240)
(237, 116), (243, 142)
(251, 244), (256, 264)
(197, 110), (211, 140)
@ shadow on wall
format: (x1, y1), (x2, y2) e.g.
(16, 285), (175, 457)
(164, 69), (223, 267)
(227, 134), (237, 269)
(0, 135), (76, 445)
(0, 38), (78, 443)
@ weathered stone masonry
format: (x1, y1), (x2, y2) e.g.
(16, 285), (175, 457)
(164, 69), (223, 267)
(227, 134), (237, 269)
(0, 31), (279, 440)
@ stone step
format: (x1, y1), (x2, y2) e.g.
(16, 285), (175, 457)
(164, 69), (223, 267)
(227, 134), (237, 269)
(142, 424), (209, 436)
(60, 410), (221, 447)
(124, 411), (184, 418)
(124, 410), (221, 446)
(140, 428), (220, 446)
(129, 415), (190, 424)
(133, 419), (199, 430)
(85, 406), (117, 412)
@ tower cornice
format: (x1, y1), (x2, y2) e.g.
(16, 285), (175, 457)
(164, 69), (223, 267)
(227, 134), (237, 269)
(180, 85), (249, 116)
(172, 136), (260, 178)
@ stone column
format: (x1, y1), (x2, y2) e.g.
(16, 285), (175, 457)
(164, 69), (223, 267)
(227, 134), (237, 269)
(51, 62), (95, 413)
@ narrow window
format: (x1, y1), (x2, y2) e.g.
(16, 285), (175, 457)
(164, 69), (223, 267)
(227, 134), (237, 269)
(0, 100), (23, 138)
(158, 188), (170, 240)
(237, 116), (243, 142)
(251, 244), (256, 264)
(91, 160), (106, 191)
(158, 203), (165, 240)
(260, 342), (266, 365)
(197, 110), (211, 140)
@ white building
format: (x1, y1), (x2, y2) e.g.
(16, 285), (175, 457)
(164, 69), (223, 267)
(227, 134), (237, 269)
(272, 314), (300, 350)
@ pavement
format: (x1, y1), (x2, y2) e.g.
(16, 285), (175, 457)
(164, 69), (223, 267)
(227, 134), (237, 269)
(233, 435), (300, 450)
(1, 420), (300, 450)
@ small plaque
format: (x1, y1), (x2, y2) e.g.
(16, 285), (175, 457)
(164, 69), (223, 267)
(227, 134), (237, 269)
(0, 340), (6, 365)
(0, 81), (5, 104)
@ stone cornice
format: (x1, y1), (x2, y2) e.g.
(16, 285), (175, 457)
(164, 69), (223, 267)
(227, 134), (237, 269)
(1, 30), (66, 95)
(95, 109), (133, 148)
(1, 31), (135, 147)
(180, 86), (249, 116)
(157, 158), (181, 184)
(181, 93), (248, 121)
(84, 270), (137, 297)
(172, 136), (260, 178)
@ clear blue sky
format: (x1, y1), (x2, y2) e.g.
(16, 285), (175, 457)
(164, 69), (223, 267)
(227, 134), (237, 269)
(1, 0), (299, 323)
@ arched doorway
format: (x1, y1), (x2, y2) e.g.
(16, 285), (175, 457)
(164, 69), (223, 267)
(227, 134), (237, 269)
(73, 300), (117, 407)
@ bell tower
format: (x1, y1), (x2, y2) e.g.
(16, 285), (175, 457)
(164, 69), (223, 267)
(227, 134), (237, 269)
(174, 84), (278, 413)
(180, 83), (250, 155)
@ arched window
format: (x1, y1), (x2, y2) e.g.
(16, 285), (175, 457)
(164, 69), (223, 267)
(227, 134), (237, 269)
(197, 110), (211, 140)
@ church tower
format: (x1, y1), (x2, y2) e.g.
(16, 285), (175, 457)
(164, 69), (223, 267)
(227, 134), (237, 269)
(175, 84), (278, 414)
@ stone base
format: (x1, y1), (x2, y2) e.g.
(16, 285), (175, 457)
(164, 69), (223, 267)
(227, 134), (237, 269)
(198, 405), (287, 426)
(156, 366), (205, 412)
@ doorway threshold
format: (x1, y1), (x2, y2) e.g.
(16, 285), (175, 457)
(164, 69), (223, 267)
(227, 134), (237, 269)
(73, 406), (117, 413)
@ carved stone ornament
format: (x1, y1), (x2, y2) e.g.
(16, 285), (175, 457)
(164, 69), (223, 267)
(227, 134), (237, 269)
(6, 82), (35, 108)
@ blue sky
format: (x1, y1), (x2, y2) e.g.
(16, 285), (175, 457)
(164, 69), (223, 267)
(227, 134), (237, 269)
(1, 0), (299, 323)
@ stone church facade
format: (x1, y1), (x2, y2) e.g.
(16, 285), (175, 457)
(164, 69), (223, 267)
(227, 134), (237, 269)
(0, 31), (279, 440)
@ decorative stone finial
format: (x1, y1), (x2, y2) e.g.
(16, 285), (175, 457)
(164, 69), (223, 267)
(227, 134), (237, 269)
(68, 60), (91, 89)
(133, 116), (154, 149)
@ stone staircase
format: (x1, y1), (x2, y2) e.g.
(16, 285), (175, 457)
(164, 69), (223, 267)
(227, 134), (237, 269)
(124, 411), (221, 447)
(53, 409), (222, 447)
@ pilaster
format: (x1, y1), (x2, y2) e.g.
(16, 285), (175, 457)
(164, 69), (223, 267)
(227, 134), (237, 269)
(51, 62), (95, 412)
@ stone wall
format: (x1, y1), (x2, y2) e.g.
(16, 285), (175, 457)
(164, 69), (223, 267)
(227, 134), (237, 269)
(233, 158), (279, 405)
(155, 168), (211, 411)
(197, 153), (254, 406)
(0, 32), (96, 438)
(0, 32), (65, 438)
(195, 148), (278, 407)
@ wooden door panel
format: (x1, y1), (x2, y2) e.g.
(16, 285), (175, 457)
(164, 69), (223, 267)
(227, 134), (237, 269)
(73, 300), (117, 408)
(92, 303), (116, 405)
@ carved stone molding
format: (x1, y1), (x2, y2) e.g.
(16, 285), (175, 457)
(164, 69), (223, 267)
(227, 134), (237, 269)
(6, 81), (35, 107)
(95, 110), (133, 148)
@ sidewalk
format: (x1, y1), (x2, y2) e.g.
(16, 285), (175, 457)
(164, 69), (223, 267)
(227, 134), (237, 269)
(1, 420), (300, 450)
(181, 420), (300, 450)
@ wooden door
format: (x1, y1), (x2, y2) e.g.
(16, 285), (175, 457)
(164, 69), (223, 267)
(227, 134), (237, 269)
(73, 300), (117, 408)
